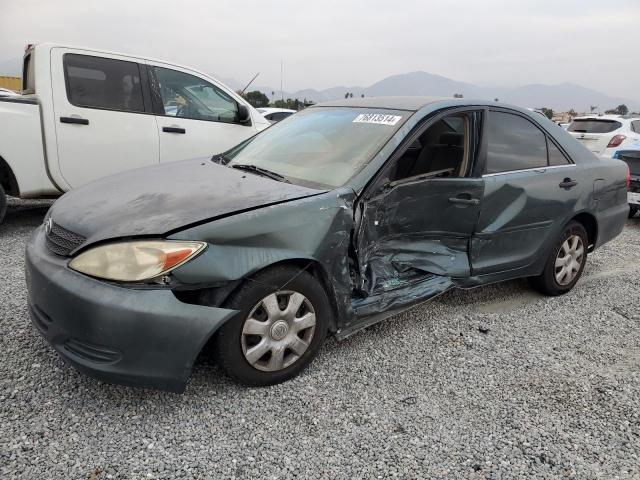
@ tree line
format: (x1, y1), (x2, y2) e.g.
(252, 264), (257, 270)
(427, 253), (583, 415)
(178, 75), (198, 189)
(240, 90), (315, 110)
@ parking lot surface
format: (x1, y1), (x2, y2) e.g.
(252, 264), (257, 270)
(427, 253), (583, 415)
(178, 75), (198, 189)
(1, 198), (639, 479)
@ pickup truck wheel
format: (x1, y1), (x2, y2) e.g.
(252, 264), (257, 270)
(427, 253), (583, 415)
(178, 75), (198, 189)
(529, 221), (588, 296)
(629, 206), (638, 219)
(0, 184), (7, 224)
(209, 265), (330, 386)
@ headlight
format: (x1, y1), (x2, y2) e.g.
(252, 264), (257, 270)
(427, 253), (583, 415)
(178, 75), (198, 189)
(69, 240), (206, 282)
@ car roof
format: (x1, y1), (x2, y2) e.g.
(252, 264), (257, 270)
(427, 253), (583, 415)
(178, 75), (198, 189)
(312, 96), (451, 111)
(31, 43), (225, 89)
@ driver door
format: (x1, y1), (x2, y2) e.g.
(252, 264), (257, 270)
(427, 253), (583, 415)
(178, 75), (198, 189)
(148, 63), (254, 162)
(354, 110), (484, 305)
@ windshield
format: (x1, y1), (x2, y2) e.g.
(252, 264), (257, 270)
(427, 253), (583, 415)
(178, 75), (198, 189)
(225, 107), (410, 188)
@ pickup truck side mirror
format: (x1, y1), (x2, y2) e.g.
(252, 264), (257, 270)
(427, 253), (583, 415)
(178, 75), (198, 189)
(236, 104), (252, 125)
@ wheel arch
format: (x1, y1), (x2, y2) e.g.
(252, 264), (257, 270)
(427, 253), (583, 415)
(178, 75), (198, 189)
(0, 155), (19, 197)
(176, 257), (343, 334)
(570, 211), (598, 252)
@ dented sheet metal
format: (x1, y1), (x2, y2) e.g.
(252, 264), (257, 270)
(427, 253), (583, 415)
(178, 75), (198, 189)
(355, 177), (483, 301)
(172, 189), (356, 325)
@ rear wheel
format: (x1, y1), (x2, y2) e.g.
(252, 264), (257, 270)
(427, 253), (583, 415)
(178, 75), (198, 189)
(629, 205), (638, 219)
(0, 184), (7, 224)
(529, 221), (588, 296)
(208, 265), (330, 386)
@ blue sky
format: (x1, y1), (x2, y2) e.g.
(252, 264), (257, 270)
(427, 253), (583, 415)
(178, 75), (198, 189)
(1, 0), (638, 100)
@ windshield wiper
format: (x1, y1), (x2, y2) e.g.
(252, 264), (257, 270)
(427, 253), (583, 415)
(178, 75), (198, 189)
(230, 164), (289, 183)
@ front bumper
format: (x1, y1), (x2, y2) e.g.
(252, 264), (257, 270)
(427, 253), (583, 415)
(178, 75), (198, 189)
(25, 228), (237, 393)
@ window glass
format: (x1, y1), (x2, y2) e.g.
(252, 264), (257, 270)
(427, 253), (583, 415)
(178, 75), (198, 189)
(271, 111), (293, 121)
(225, 107), (408, 188)
(153, 67), (238, 123)
(390, 114), (469, 181)
(486, 111), (547, 174)
(64, 54), (144, 112)
(547, 139), (570, 166)
(632, 120), (640, 133)
(567, 119), (622, 133)
(23, 52), (35, 93)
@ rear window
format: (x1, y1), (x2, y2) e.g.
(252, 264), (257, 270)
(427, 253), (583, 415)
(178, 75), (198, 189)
(568, 119), (621, 133)
(485, 111), (548, 174)
(63, 53), (145, 113)
(22, 52), (35, 93)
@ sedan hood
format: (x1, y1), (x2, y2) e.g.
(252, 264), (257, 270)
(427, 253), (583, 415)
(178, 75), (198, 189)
(50, 158), (324, 246)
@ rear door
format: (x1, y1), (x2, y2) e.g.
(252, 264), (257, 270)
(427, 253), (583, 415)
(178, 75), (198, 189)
(50, 48), (159, 188)
(568, 118), (622, 155)
(147, 63), (257, 161)
(471, 109), (579, 276)
(355, 110), (484, 299)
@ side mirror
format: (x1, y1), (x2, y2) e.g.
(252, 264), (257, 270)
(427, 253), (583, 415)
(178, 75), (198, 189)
(237, 103), (251, 125)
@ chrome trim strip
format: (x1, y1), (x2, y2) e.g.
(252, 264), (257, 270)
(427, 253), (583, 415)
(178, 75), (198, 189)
(482, 164), (576, 178)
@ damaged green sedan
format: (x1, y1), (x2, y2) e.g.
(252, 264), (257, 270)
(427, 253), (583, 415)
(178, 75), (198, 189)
(26, 97), (630, 391)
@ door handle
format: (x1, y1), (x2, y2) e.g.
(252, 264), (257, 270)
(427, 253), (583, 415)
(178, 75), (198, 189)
(559, 178), (578, 190)
(162, 126), (186, 134)
(448, 197), (480, 206)
(60, 116), (89, 125)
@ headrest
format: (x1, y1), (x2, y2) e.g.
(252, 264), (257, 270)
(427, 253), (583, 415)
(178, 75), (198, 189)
(439, 132), (463, 146)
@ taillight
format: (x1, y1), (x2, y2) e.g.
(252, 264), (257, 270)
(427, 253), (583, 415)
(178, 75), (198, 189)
(626, 166), (631, 190)
(607, 135), (626, 148)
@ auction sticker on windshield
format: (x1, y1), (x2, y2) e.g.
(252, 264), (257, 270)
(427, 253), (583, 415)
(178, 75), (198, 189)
(352, 113), (402, 126)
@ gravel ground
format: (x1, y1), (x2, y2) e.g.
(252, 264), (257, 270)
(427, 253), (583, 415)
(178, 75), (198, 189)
(1, 197), (639, 479)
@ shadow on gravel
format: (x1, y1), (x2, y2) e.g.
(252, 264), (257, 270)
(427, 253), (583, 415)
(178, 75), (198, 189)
(1, 197), (53, 232)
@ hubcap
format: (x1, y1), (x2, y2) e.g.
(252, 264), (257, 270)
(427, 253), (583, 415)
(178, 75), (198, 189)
(241, 290), (316, 372)
(554, 234), (584, 286)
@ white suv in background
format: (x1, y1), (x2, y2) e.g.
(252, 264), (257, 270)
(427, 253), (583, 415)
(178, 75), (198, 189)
(568, 115), (640, 159)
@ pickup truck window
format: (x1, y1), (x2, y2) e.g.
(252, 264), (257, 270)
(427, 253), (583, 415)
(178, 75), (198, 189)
(153, 66), (239, 124)
(22, 52), (35, 93)
(63, 54), (145, 113)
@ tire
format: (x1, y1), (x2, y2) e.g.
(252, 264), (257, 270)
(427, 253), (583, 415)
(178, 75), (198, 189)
(529, 220), (588, 296)
(208, 265), (330, 386)
(629, 205), (638, 219)
(0, 183), (7, 225)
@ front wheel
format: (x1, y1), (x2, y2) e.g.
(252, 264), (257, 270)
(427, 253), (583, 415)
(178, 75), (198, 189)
(629, 205), (638, 219)
(208, 265), (330, 386)
(529, 221), (588, 296)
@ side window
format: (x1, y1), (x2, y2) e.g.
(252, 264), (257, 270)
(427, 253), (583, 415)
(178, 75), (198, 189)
(632, 120), (640, 133)
(64, 54), (144, 112)
(547, 139), (570, 166)
(486, 111), (547, 174)
(390, 113), (472, 182)
(153, 67), (239, 123)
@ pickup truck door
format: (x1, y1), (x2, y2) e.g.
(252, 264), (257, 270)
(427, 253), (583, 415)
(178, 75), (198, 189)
(146, 62), (259, 162)
(50, 47), (159, 189)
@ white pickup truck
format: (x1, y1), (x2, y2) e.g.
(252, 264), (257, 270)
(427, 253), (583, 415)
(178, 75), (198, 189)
(0, 43), (270, 223)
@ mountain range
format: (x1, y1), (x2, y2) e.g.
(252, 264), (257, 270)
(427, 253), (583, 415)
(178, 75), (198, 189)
(1, 54), (636, 112)
(226, 71), (639, 113)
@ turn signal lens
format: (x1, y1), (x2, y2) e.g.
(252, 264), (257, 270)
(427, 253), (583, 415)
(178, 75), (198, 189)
(626, 166), (631, 190)
(607, 135), (626, 148)
(69, 240), (206, 282)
